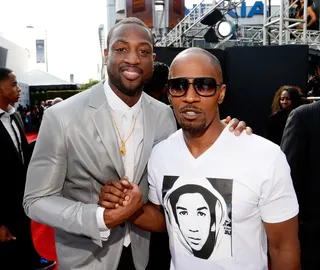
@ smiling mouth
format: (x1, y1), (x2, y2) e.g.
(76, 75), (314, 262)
(121, 67), (142, 81)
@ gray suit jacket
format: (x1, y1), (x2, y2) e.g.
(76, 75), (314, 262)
(23, 81), (177, 270)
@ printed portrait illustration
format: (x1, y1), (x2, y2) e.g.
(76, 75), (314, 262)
(162, 176), (233, 260)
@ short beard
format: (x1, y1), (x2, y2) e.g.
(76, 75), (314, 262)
(178, 119), (207, 133)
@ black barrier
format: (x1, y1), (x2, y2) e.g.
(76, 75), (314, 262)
(222, 45), (308, 136)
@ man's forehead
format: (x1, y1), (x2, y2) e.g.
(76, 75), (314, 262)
(170, 57), (218, 76)
(111, 24), (152, 44)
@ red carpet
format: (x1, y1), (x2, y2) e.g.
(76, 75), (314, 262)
(31, 221), (57, 269)
(26, 132), (58, 269)
(26, 132), (38, 143)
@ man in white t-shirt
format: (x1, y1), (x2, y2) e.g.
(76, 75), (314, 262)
(99, 48), (300, 270)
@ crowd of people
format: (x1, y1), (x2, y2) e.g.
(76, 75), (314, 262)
(1, 16), (320, 270)
(15, 97), (63, 133)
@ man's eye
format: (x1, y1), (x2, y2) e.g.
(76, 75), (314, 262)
(197, 211), (206, 217)
(140, 50), (150, 54)
(116, 48), (126, 52)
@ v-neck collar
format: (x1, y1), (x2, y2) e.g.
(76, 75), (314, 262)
(179, 125), (229, 164)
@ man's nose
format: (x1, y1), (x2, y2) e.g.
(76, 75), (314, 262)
(124, 52), (140, 65)
(183, 83), (200, 103)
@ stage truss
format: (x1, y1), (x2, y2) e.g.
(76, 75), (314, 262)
(155, 0), (320, 50)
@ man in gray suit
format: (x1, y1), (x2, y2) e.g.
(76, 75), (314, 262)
(23, 18), (247, 270)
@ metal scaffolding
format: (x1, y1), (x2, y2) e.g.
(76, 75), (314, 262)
(155, 0), (320, 50)
(155, 0), (244, 47)
(262, 0), (307, 45)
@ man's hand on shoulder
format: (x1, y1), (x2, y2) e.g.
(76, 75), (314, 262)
(0, 225), (16, 243)
(223, 116), (253, 136)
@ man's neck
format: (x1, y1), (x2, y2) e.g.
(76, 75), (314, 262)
(108, 80), (142, 108)
(0, 100), (9, 112)
(183, 118), (226, 159)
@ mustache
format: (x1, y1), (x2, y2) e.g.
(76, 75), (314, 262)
(120, 66), (143, 74)
(180, 105), (203, 114)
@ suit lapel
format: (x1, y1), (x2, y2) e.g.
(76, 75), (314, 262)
(134, 94), (155, 184)
(89, 81), (125, 178)
(0, 119), (23, 163)
(12, 113), (29, 163)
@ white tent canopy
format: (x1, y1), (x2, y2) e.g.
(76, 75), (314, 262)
(22, 69), (74, 86)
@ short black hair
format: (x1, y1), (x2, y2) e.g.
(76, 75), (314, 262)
(0, 67), (13, 81)
(106, 17), (154, 50)
(144, 61), (169, 94)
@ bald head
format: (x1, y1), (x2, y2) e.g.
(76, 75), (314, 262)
(169, 48), (223, 81)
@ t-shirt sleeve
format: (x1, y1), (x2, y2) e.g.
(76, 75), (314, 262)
(148, 148), (162, 206)
(258, 150), (299, 223)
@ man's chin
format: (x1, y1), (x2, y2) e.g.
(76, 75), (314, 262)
(121, 83), (143, 96)
(179, 122), (207, 133)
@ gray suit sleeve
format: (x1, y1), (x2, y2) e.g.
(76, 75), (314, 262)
(163, 105), (177, 138)
(23, 108), (102, 246)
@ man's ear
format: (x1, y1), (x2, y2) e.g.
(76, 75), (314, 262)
(152, 53), (156, 62)
(218, 85), (226, 105)
(104, 49), (108, 65)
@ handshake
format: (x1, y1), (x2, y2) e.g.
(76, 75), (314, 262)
(98, 177), (144, 229)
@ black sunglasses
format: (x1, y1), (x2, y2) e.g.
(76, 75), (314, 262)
(167, 77), (223, 97)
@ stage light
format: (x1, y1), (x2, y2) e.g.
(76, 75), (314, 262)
(204, 20), (234, 43)
(215, 20), (233, 39)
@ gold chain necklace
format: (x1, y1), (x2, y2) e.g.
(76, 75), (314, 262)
(112, 114), (137, 156)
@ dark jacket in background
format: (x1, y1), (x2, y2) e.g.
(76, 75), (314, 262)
(281, 101), (320, 269)
(0, 112), (39, 268)
(265, 110), (289, 145)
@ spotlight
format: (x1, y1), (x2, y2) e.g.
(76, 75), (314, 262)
(204, 20), (234, 43)
(215, 20), (233, 39)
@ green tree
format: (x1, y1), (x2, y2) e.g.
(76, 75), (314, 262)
(81, 79), (100, 90)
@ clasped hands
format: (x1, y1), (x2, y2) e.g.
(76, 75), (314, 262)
(98, 177), (142, 228)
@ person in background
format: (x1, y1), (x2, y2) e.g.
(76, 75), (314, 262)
(281, 100), (320, 269)
(265, 85), (303, 145)
(295, 0), (318, 30)
(144, 61), (170, 105)
(308, 60), (320, 97)
(51, 97), (63, 106)
(0, 67), (55, 270)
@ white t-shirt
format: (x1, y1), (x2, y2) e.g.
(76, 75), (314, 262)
(148, 126), (298, 270)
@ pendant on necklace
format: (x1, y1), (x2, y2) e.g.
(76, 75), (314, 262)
(120, 142), (126, 156)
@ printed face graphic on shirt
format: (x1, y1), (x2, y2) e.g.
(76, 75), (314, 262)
(176, 193), (212, 251)
(163, 176), (233, 260)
